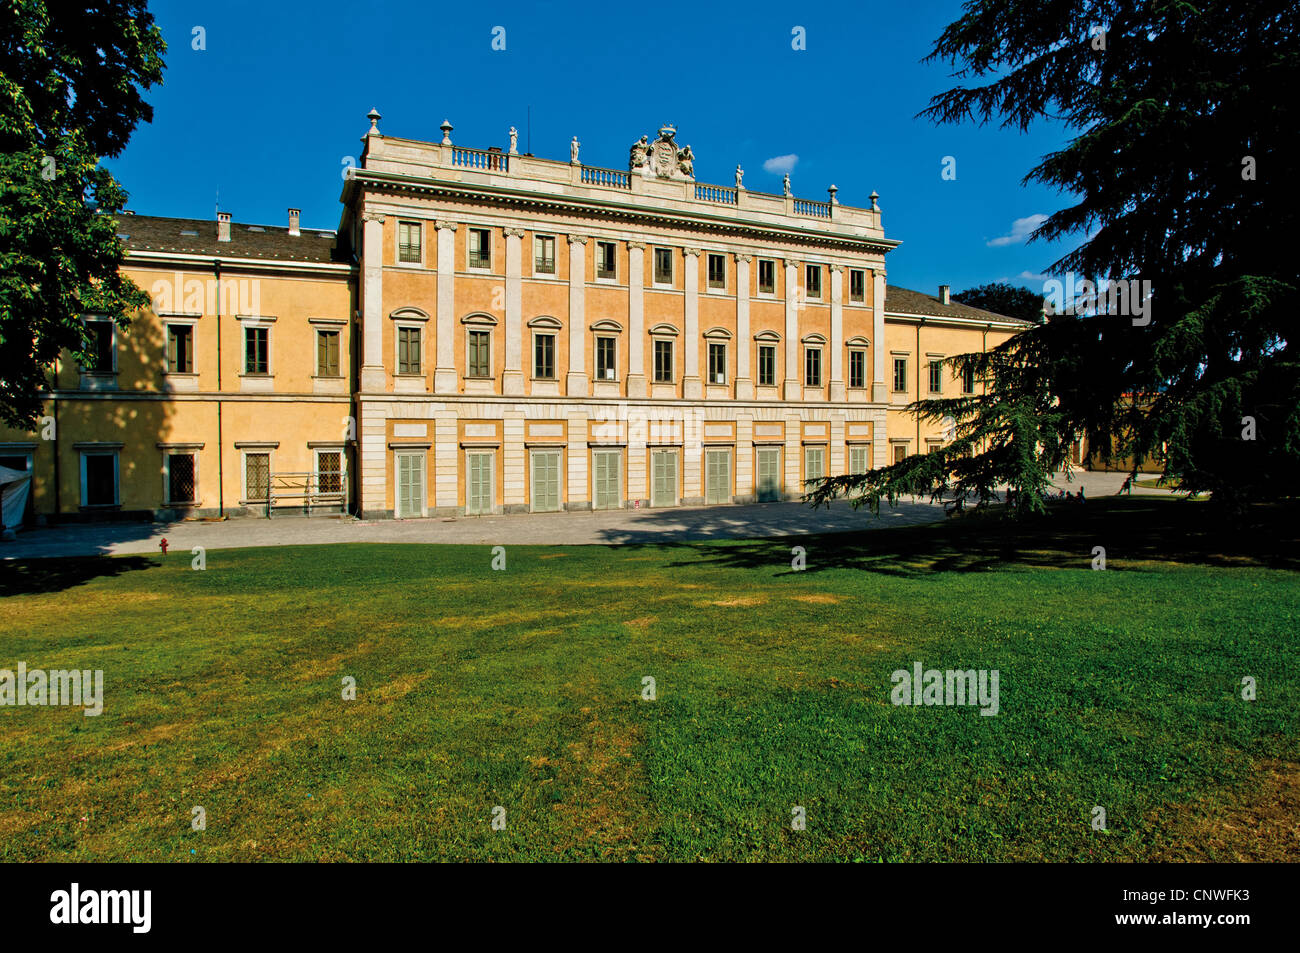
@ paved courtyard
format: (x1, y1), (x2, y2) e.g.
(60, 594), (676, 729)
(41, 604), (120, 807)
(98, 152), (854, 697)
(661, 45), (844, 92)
(1, 470), (1174, 560)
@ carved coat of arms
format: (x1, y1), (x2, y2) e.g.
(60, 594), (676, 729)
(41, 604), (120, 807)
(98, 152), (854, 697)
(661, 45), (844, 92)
(630, 125), (695, 180)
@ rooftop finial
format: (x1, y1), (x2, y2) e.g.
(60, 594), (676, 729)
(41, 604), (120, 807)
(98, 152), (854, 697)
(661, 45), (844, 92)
(440, 119), (454, 146)
(367, 108), (381, 134)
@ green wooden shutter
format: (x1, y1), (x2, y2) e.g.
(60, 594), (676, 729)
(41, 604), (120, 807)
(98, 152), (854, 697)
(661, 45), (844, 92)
(756, 447), (781, 502)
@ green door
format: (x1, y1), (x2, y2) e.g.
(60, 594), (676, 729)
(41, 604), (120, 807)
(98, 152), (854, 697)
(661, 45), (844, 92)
(467, 452), (493, 515)
(651, 450), (677, 507)
(705, 449), (731, 505)
(530, 449), (561, 512)
(592, 450), (621, 510)
(396, 452), (424, 518)
(756, 447), (781, 502)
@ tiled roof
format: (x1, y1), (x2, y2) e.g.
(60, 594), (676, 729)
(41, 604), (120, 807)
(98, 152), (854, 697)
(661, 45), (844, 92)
(885, 284), (1033, 324)
(116, 214), (347, 264)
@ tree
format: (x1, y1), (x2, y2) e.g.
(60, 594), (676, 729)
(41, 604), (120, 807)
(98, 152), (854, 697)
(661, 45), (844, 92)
(810, 0), (1299, 519)
(0, 1), (166, 429)
(952, 282), (1044, 324)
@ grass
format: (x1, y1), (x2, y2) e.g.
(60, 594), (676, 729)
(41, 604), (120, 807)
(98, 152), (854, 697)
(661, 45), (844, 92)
(1, 497), (1297, 861)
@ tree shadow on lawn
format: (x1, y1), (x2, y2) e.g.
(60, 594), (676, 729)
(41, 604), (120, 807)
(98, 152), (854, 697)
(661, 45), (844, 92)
(0, 554), (158, 597)
(647, 497), (1300, 578)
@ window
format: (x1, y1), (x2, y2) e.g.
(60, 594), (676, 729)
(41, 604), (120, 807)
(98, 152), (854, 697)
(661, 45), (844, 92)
(893, 357), (908, 393)
(85, 319), (114, 372)
(804, 446), (825, 482)
(244, 326), (269, 375)
(962, 364), (976, 395)
(849, 349), (866, 389)
(849, 445), (871, 475)
(167, 324), (194, 374)
(316, 330), (340, 377)
(849, 269), (866, 302)
(757, 259), (775, 294)
(534, 235), (556, 274)
(397, 326), (422, 375)
(708, 342), (726, 384)
(534, 333), (555, 379)
(893, 444), (908, 464)
(805, 264), (822, 299)
(805, 347), (822, 387)
(653, 247), (673, 284)
(596, 241), (616, 279)
(468, 329), (491, 378)
(468, 228), (492, 269)
(398, 221), (422, 263)
(316, 451), (343, 494)
(81, 452), (118, 506)
(758, 344), (776, 387)
(595, 337), (616, 380)
(653, 339), (673, 382)
(244, 452), (270, 502)
(928, 360), (943, 394)
(707, 253), (726, 289)
(167, 452), (196, 504)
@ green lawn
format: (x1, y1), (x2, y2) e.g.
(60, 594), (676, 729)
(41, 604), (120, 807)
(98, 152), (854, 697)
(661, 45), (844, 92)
(2, 498), (1297, 861)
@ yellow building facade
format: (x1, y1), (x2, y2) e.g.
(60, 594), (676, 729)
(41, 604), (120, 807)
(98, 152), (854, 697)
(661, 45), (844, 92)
(0, 117), (1029, 523)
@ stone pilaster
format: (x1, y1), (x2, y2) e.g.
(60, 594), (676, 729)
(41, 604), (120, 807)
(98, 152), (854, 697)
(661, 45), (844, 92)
(566, 235), (588, 396)
(434, 221), (458, 394)
(683, 247), (702, 400)
(872, 270), (888, 402)
(626, 242), (647, 398)
(783, 258), (801, 400)
(503, 227), (526, 395)
(735, 253), (753, 400)
(360, 211), (386, 392)
(829, 264), (846, 402)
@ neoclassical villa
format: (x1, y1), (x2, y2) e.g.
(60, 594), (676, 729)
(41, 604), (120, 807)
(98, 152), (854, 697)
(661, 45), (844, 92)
(0, 115), (1030, 523)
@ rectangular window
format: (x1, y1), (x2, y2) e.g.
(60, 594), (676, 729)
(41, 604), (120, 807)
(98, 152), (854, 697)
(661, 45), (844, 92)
(316, 451), (342, 494)
(596, 241), (616, 279)
(707, 253), (726, 289)
(893, 357), (908, 393)
(849, 269), (866, 302)
(653, 339), (673, 383)
(962, 364), (975, 395)
(82, 452), (117, 506)
(398, 221), (421, 263)
(758, 344), (776, 387)
(166, 324), (193, 374)
(804, 446), (825, 482)
(468, 227), (491, 269)
(595, 337), (616, 380)
(653, 247), (673, 284)
(397, 326), (422, 375)
(928, 360), (942, 394)
(468, 329), (491, 378)
(708, 342), (726, 384)
(849, 445), (871, 475)
(534, 333), (555, 379)
(316, 330), (340, 377)
(167, 452), (196, 504)
(757, 259), (775, 294)
(244, 452), (270, 502)
(805, 265), (822, 299)
(244, 326), (269, 375)
(86, 319), (114, 372)
(893, 443), (908, 464)
(534, 235), (555, 274)
(805, 347), (822, 387)
(849, 349), (866, 389)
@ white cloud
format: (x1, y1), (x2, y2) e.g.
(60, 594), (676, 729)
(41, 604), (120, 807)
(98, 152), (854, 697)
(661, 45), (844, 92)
(1017, 270), (1052, 284)
(762, 154), (799, 175)
(987, 214), (1048, 248)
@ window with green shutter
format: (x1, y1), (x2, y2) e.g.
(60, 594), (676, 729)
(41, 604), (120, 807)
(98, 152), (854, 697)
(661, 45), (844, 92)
(534, 333), (555, 379)
(468, 330), (491, 377)
(317, 330), (340, 377)
(244, 327), (269, 375)
(398, 326), (421, 375)
(758, 344), (776, 386)
(167, 324), (193, 374)
(849, 349), (865, 389)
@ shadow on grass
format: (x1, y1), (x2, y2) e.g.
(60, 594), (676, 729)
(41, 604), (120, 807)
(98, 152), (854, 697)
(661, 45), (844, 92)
(644, 497), (1300, 577)
(0, 554), (158, 597)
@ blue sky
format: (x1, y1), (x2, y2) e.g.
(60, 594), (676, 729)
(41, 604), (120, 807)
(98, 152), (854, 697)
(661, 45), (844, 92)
(108, 0), (1079, 295)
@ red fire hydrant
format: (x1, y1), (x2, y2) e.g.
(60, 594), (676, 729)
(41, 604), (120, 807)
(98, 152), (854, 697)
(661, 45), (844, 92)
(159, 537), (169, 555)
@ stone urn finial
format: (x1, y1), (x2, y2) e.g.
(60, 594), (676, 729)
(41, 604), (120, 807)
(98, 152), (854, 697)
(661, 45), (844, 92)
(367, 108), (381, 134)
(440, 119), (454, 146)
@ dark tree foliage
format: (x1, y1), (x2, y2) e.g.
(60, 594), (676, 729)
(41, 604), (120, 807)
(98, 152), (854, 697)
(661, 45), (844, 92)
(952, 282), (1045, 324)
(0, 1), (165, 428)
(809, 0), (1300, 519)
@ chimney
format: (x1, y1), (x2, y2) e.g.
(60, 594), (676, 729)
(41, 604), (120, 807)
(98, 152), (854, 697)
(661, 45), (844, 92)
(288, 208), (301, 237)
(939, 284), (950, 305)
(217, 211), (231, 242)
